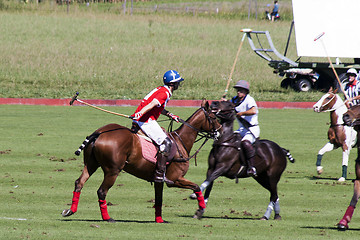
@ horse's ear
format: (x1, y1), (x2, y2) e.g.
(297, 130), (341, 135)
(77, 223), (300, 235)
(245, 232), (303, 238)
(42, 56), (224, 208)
(334, 88), (338, 94)
(328, 86), (333, 93)
(201, 98), (209, 110)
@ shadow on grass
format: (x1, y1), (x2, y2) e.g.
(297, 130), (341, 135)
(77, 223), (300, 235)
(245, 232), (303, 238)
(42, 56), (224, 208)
(301, 226), (360, 232)
(309, 175), (355, 183)
(59, 219), (156, 224)
(179, 215), (259, 221)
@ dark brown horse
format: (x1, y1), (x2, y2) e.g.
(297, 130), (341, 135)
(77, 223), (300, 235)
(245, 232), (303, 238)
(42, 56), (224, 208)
(337, 105), (360, 230)
(61, 100), (222, 223)
(192, 100), (294, 220)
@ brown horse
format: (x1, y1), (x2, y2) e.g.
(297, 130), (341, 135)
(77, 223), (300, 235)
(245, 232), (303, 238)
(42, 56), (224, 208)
(313, 88), (357, 181)
(61, 100), (222, 223)
(192, 101), (294, 220)
(337, 104), (360, 230)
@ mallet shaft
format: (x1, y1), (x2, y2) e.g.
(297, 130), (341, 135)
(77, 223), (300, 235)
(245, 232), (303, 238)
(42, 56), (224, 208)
(76, 99), (132, 118)
(223, 33), (246, 99)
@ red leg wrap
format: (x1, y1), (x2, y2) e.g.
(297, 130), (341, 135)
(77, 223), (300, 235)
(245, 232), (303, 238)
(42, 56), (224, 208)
(343, 205), (355, 223)
(98, 199), (111, 221)
(70, 191), (81, 213)
(154, 205), (164, 223)
(195, 191), (206, 210)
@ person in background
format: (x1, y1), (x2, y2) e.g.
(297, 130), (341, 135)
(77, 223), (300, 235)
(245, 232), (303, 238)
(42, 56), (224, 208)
(344, 68), (360, 108)
(271, 1), (279, 22)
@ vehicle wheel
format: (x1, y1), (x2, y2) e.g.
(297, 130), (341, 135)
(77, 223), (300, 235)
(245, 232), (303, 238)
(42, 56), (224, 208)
(280, 78), (292, 89)
(334, 73), (348, 93)
(294, 78), (312, 92)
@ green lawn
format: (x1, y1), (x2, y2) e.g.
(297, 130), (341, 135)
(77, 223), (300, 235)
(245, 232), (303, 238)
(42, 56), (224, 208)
(1, 104), (359, 239)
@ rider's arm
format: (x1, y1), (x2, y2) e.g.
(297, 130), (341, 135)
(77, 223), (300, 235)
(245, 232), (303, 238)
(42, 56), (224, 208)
(137, 99), (159, 116)
(236, 106), (257, 118)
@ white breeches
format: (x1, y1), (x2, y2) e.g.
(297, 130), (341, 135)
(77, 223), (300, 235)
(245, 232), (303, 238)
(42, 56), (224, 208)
(134, 119), (167, 145)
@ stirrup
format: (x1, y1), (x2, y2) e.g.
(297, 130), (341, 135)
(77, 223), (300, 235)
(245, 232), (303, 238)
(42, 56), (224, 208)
(247, 167), (257, 177)
(154, 173), (174, 184)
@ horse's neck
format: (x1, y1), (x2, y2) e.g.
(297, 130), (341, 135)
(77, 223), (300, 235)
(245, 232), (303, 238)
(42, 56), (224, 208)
(173, 115), (205, 155)
(330, 99), (347, 125)
(216, 120), (234, 142)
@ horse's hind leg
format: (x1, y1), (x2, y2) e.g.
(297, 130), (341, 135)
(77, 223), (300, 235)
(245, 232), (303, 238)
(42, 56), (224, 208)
(97, 170), (120, 222)
(62, 152), (99, 217)
(255, 174), (281, 220)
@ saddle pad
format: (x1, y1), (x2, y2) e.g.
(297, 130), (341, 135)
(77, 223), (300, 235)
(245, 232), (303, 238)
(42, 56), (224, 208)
(138, 136), (158, 164)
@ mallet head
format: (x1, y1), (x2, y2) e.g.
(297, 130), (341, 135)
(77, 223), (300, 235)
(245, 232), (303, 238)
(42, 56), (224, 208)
(314, 32), (325, 42)
(69, 92), (79, 105)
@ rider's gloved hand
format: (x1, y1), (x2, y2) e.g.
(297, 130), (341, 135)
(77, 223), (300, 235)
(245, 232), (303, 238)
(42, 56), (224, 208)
(132, 112), (143, 121)
(169, 113), (180, 123)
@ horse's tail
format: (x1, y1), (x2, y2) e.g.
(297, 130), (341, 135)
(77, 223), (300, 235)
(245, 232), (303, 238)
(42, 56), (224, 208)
(75, 132), (100, 156)
(282, 148), (295, 163)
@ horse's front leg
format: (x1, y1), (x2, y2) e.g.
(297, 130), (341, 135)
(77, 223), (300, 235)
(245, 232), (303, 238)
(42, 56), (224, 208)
(316, 142), (334, 175)
(171, 177), (205, 217)
(153, 182), (165, 223)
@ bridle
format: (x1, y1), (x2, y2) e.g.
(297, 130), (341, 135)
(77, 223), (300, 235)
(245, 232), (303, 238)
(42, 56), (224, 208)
(167, 107), (222, 165)
(319, 93), (344, 112)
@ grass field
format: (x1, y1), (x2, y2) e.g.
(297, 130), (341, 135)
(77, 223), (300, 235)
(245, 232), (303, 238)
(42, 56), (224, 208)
(0, 0), (333, 102)
(1, 104), (360, 239)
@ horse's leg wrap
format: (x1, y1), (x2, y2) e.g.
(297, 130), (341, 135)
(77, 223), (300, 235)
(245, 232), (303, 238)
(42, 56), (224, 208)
(200, 181), (210, 192)
(274, 198), (280, 215)
(70, 191), (81, 213)
(339, 205), (355, 227)
(98, 199), (111, 221)
(195, 191), (206, 209)
(342, 165), (348, 179)
(263, 201), (275, 220)
(154, 205), (164, 223)
(316, 154), (322, 167)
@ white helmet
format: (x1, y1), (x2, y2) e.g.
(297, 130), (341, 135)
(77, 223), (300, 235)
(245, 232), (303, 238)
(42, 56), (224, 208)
(346, 68), (357, 76)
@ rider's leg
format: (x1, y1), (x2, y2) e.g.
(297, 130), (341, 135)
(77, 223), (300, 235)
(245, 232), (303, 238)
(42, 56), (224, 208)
(241, 139), (257, 177)
(135, 119), (173, 183)
(155, 137), (173, 183)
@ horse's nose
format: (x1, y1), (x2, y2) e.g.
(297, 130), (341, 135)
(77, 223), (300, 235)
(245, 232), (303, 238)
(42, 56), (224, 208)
(313, 105), (319, 112)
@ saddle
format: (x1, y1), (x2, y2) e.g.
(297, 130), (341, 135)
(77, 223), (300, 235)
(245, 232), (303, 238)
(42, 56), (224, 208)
(131, 122), (177, 164)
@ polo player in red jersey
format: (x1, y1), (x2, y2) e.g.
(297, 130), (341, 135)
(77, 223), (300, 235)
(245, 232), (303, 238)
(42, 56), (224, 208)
(132, 70), (184, 184)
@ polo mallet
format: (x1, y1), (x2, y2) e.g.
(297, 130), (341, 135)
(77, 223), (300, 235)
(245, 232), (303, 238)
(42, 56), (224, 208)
(222, 29), (250, 99)
(314, 32), (349, 101)
(69, 92), (133, 119)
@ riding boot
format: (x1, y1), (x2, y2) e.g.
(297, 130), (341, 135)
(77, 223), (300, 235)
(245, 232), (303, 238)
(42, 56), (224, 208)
(241, 140), (257, 177)
(154, 153), (174, 184)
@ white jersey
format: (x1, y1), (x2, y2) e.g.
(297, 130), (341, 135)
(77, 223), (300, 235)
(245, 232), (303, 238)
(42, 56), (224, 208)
(232, 95), (260, 143)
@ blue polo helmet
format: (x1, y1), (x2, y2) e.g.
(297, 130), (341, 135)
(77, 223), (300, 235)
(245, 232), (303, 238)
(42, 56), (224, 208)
(163, 70), (184, 85)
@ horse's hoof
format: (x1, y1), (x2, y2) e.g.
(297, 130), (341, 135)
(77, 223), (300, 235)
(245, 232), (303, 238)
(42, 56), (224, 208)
(106, 218), (116, 223)
(337, 219), (349, 231)
(337, 224), (348, 231)
(193, 209), (204, 220)
(61, 209), (74, 217)
(189, 193), (197, 200)
(260, 216), (268, 220)
(274, 214), (282, 220)
(316, 166), (323, 175)
(338, 177), (346, 182)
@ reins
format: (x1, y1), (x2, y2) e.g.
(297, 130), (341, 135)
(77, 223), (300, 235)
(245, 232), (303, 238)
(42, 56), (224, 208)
(167, 107), (221, 165)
